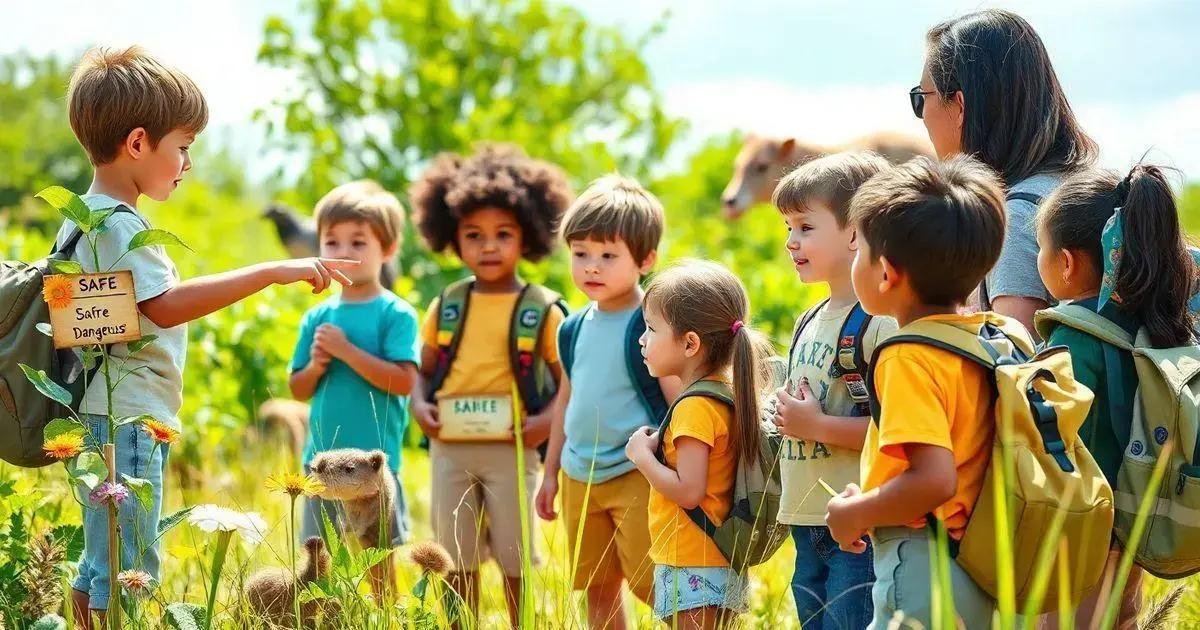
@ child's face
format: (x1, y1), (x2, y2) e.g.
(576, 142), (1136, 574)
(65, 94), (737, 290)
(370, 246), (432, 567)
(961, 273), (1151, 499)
(569, 237), (654, 307)
(783, 202), (855, 285)
(1036, 224), (1081, 301)
(850, 234), (894, 317)
(320, 220), (394, 287)
(456, 206), (523, 285)
(135, 128), (194, 202)
(639, 303), (690, 379)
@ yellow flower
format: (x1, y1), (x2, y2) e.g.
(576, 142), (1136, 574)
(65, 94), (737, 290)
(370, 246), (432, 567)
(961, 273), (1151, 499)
(266, 472), (326, 499)
(142, 419), (179, 445)
(43, 433), (83, 460)
(42, 275), (73, 310)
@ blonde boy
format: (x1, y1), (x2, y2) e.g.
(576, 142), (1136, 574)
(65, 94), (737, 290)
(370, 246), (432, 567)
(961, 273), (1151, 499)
(770, 151), (896, 629)
(535, 175), (679, 629)
(61, 46), (355, 627)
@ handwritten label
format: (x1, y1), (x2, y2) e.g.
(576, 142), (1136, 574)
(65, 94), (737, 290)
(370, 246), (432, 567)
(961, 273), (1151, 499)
(49, 271), (142, 348)
(437, 394), (514, 442)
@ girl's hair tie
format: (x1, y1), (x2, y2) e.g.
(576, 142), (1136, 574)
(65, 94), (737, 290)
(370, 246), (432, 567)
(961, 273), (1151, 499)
(730, 320), (744, 334)
(1113, 172), (1134, 207)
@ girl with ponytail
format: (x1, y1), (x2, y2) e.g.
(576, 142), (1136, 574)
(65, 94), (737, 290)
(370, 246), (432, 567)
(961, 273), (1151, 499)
(625, 260), (772, 627)
(1034, 163), (1198, 627)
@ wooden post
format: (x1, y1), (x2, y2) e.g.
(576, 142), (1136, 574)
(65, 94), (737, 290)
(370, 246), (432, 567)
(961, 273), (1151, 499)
(104, 442), (121, 630)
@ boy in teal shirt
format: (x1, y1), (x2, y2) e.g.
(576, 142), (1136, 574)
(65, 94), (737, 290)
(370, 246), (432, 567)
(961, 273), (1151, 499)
(288, 181), (420, 559)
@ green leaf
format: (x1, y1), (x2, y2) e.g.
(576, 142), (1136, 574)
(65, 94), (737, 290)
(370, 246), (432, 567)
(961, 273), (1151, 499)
(35, 322), (53, 337)
(43, 417), (86, 443)
(115, 414), (154, 428)
(121, 474), (154, 511)
(36, 186), (93, 232)
(89, 208), (116, 230)
(49, 259), (83, 274)
(18, 364), (72, 407)
(81, 346), (101, 370)
(30, 614), (67, 630)
(127, 229), (193, 253)
(72, 452), (108, 490)
(127, 335), (159, 354)
(51, 524), (85, 563)
(162, 602), (205, 630)
(157, 506), (196, 539)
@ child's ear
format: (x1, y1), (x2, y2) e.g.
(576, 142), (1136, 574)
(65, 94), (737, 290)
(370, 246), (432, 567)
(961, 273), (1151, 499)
(383, 240), (400, 260)
(682, 331), (702, 359)
(848, 229), (860, 252)
(639, 250), (658, 275)
(124, 127), (149, 160)
(878, 256), (900, 294)
(1059, 248), (1078, 282)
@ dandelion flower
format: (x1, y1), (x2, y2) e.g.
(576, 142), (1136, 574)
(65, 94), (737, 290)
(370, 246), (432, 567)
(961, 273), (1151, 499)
(409, 540), (454, 575)
(187, 504), (268, 545)
(89, 481), (129, 507)
(43, 433), (83, 460)
(265, 472), (326, 499)
(141, 419), (179, 445)
(42, 275), (73, 310)
(116, 570), (156, 598)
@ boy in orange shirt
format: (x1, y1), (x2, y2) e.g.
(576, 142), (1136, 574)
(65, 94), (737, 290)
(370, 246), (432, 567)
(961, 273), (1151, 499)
(825, 156), (1018, 629)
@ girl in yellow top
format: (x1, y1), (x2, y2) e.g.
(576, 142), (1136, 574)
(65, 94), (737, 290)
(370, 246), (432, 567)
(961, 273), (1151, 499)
(408, 144), (572, 626)
(626, 260), (772, 628)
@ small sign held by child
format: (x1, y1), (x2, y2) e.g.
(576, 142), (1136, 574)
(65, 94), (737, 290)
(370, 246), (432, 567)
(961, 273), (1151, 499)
(46, 271), (142, 348)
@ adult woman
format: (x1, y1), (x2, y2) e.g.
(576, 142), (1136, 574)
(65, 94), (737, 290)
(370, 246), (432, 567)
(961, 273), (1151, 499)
(911, 9), (1098, 334)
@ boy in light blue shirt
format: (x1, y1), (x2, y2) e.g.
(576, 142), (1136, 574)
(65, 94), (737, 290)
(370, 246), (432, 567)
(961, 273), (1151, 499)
(535, 175), (679, 628)
(288, 181), (420, 594)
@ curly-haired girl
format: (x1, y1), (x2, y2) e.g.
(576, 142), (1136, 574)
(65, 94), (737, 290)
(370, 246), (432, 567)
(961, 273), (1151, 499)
(409, 144), (572, 624)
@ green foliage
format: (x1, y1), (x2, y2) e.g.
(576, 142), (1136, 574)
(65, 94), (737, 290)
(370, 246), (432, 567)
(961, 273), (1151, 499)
(162, 602), (206, 630)
(0, 54), (90, 214)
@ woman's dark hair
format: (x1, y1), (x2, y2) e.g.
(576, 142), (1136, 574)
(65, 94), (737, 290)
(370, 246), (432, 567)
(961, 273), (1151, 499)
(409, 143), (573, 262)
(1038, 164), (1196, 347)
(925, 10), (1099, 183)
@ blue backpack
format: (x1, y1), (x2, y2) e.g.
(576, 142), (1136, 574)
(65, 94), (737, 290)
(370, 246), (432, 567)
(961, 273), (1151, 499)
(558, 304), (668, 422)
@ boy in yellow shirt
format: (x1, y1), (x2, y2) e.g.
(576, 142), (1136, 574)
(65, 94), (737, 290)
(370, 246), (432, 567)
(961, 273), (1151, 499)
(770, 152), (896, 629)
(825, 156), (1011, 629)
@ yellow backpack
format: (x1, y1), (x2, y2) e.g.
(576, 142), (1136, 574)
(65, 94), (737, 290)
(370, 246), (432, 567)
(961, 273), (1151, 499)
(868, 315), (1114, 612)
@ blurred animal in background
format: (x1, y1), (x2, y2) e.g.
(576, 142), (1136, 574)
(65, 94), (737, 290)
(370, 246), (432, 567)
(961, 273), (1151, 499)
(720, 132), (933, 219)
(263, 202), (397, 289)
(257, 398), (310, 457)
(244, 536), (334, 627)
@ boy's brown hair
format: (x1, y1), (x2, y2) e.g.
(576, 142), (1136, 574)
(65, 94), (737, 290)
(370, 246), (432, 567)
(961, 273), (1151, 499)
(67, 46), (208, 165)
(849, 156), (1006, 306)
(773, 151), (890, 226)
(314, 180), (405, 250)
(560, 174), (665, 263)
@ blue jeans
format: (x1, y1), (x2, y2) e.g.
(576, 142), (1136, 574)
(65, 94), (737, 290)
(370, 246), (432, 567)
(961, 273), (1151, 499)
(72, 415), (170, 609)
(791, 525), (875, 629)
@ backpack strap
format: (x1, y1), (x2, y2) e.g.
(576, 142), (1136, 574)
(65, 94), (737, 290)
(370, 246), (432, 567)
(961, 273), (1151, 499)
(425, 278), (475, 403)
(828, 303), (874, 416)
(655, 380), (735, 541)
(509, 283), (567, 414)
(980, 191), (1045, 308)
(626, 305), (669, 421)
(786, 299), (829, 382)
(557, 304), (590, 380)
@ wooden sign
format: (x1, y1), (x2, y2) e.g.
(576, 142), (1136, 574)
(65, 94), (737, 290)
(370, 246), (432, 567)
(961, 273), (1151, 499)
(47, 272), (142, 349)
(437, 394), (514, 441)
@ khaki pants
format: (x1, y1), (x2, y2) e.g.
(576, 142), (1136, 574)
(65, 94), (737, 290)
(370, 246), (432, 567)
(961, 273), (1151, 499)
(561, 469), (654, 602)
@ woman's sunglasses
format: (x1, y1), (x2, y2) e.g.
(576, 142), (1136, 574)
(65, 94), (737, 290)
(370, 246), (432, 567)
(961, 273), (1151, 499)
(909, 86), (936, 119)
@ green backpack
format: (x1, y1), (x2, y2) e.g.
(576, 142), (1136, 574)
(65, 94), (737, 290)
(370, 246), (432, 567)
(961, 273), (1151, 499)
(0, 227), (109, 467)
(1037, 305), (1200, 579)
(655, 379), (789, 573)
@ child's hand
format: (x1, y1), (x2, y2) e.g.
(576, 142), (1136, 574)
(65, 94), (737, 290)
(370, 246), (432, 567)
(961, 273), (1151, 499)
(310, 343), (333, 370)
(271, 258), (359, 294)
(774, 378), (826, 440)
(411, 400), (441, 438)
(519, 412), (552, 448)
(826, 483), (869, 554)
(314, 323), (353, 359)
(535, 476), (559, 521)
(625, 427), (660, 467)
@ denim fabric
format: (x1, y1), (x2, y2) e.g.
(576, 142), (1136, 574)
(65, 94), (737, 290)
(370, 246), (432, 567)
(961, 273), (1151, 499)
(653, 564), (749, 620)
(791, 525), (875, 629)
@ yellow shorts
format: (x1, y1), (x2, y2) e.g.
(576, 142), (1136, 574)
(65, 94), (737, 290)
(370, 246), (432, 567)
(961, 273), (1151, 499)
(561, 469), (654, 603)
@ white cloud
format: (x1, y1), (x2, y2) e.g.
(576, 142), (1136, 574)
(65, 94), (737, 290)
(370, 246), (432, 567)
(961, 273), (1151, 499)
(664, 79), (1200, 179)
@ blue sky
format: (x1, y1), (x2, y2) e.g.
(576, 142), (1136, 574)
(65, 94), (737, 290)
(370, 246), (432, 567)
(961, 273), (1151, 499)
(4, 0), (1198, 178)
